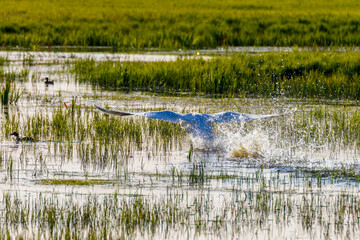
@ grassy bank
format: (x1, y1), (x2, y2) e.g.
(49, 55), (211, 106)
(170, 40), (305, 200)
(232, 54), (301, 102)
(74, 52), (360, 99)
(0, 0), (360, 49)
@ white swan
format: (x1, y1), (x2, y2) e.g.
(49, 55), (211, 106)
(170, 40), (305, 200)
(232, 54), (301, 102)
(94, 104), (293, 141)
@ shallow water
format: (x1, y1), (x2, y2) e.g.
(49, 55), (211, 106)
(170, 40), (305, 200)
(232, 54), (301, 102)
(1, 51), (360, 239)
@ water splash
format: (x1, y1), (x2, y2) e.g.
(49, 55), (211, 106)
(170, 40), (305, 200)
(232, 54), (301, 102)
(188, 118), (360, 171)
(229, 129), (268, 158)
(189, 122), (270, 158)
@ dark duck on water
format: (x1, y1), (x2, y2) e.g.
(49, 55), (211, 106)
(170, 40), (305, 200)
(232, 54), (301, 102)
(44, 77), (54, 85)
(10, 132), (35, 143)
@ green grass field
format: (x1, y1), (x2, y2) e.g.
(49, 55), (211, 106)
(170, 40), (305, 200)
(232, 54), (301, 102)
(1, 0), (360, 49)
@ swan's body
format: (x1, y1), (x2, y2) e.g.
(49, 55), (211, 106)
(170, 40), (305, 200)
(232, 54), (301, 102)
(94, 104), (291, 141)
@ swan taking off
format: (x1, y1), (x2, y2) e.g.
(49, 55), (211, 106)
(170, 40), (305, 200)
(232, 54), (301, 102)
(94, 104), (292, 141)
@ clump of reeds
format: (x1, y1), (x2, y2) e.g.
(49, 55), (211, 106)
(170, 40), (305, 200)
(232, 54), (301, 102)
(0, 75), (23, 105)
(0, 57), (8, 66)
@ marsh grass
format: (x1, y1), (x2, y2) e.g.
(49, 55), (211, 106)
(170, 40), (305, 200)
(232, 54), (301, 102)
(299, 167), (360, 182)
(2, 167), (360, 239)
(0, 70), (29, 82)
(74, 52), (360, 99)
(3, 33), (360, 239)
(0, 78), (10, 105)
(3, 102), (360, 166)
(0, 0), (360, 49)
(3, 101), (360, 238)
(2, 104), (186, 170)
(0, 57), (8, 66)
(0, 76), (23, 105)
(36, 179), (114, 185)
(1, 70), (360, 238)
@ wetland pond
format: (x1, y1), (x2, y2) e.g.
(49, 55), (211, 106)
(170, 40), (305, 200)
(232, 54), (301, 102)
(1, 50), (360, 239)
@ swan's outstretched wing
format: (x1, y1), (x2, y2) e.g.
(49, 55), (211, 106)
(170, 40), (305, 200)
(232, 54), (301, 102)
(94, 104), (133, 116)
(94, 104), (213, 139)
(95, 104), (187, 123)
(135, 111), (186, 124)
(208, 111), (294, 123)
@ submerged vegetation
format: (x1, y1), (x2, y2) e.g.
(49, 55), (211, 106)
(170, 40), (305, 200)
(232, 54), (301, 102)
(75, 51), (360, 99)
(37, 179), (114, 185)
(0, 0), (360, 49)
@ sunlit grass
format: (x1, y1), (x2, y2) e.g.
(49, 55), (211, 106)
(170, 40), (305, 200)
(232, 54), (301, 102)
(1, 0), (360, 49)
(74, 52), (360, 99)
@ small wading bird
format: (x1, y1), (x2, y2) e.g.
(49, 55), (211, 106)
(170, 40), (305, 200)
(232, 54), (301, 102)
(44, 77), (54, 85)
(10, 132), (35, 143)
(94, 104), (293, 142)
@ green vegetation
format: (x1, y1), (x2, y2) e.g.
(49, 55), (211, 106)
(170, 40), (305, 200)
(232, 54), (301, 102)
(0, 0), (360, 49)
(3, 100), (360, 170)
(0, 75), (24, 105)
(2, 89), (360, 238)
(0, 79), (10, 104)
(2, 104), (186, 167)
(300, 167), (360, 182)
(3, 168), (360, 239)
(0, 57), (8, 66)
(74, 52), (360, 99)
(37, 179), (114, 185)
